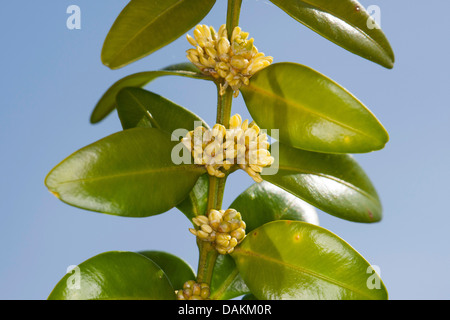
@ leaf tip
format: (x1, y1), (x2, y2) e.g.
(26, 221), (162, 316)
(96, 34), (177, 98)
(382, 57), (395, 70)
(49, 190), (61, 199)
(89, 112), (100, 124)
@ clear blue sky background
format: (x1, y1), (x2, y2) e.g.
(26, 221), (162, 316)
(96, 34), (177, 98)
(0, 1), (449, 300)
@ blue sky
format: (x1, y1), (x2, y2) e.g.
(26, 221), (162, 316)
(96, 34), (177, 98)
(0, 0), (449, 299)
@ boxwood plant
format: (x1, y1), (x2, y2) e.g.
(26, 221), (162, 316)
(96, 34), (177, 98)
(45, 0), (394, 300)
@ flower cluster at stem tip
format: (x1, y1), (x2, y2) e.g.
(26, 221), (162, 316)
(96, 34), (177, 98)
(182, 114), (274, 183)
(186, 24), (273, 97)
(189, 208), (246, 255)
(176, 280), (210, 300)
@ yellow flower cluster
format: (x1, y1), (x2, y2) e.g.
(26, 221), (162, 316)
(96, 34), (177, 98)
(186, 24), (273, 97)
(189, 208), (246, 255)
(176, 280), (210, 300)
(181, 114), (274, 183)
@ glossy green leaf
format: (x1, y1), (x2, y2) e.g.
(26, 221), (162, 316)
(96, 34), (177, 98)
(137, 250), (195, 290)
(176, 174), (209, 220)
(101, 0), (216, 69)
(114, 87), (210, 220)
(210, 254), (250, 300)
(263, 142), (382, 223)
(230, 181), (319, 232)
(116, 87), (209, 132)
(48, 251), (176, 300)
(241, 63), (388, 154)
(91, 62), (210, 124)
(232, 221), (388, 300)
(269, 0), (395, 68)
(45, 127), (205, 217)
(242, 294), (258, 300)
(210, 182), (319, 300)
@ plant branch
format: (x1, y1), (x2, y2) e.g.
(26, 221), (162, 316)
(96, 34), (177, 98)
(196, 0), (242, 294)
(226, 0), (243, 38)
(216, 84), (233, 127)
(196, 240), (219, 284)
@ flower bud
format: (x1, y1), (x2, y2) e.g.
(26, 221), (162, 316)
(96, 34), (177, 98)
(177, 281), (211, 300)
(186, 24), (272, 97)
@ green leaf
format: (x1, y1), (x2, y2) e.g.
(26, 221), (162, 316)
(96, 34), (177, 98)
(114, 87), (209, 220)
(210, 182), (320, 300)
(269, 0), (395, 68)
(137, 250), (195, 290)
(232, 221), (388, 300)
(101, 0), (216, 69)
(48, 251), (176, 300)
(210, 254), (250, 300)
(230, 181), (319, 232)
(45, 127), (205, 217)
(91, 62), (210, 124)
(240, 62), (389, 154)
(116, 87), (209, 132)
(176, 174), (209, 220)
(263, 142), (382, 223)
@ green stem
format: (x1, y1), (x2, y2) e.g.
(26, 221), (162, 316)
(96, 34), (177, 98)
(226, 0), (243, 38)
(196, 240), (219, 284)
(216, 84), (233, 127)
(206, 85), (232, 213)
(215, 175), (227, 209)
(195, 89), (232, 288)
(195, 0), (242, 294)
(207, 174), (228, 212)
(207, 175), (218, 212)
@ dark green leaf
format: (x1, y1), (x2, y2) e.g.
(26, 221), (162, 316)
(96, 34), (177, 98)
(232, 221), (388, 300)
(116, 87), (209, 132)
(240, 62), (389, 154)
(230, 181), (319, 232)
(45, 127), (205, 217)
(48, 251), (176, 300)
(210, 254), (250, 300)
(269, 0), (395, 68)
(263, 142), (382, 223)
(137, 250), (195, 290)
(91, 63), (210, 124)
(101, 0), (216, 69)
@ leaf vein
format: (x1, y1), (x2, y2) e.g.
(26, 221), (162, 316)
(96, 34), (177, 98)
(235, 247), (375, 299)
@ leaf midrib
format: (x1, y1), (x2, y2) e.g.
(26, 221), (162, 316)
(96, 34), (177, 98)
(246, 81), (380, 143)
(108, 0), (185, 64)
(124, 90), (161, 129)
(210, 268), (241, 300)
(273, 0), (391, 60)
(234, 247), (376, 300)
(274, 164), (378, 204)
(53, 165), (204, 186)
